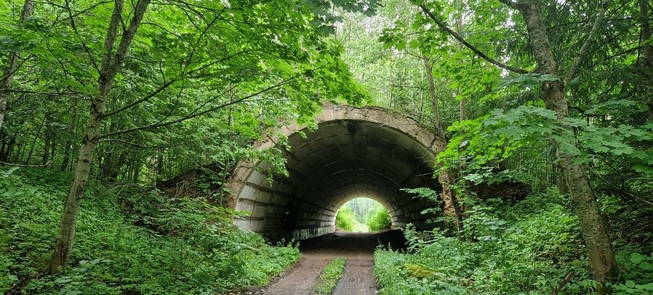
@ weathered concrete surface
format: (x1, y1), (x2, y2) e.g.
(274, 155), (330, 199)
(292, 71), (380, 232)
(227, 105), (442, 241)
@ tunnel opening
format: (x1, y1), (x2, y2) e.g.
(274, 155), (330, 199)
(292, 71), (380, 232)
(335, 197), (392, 233)
(227, 105), (444, 242)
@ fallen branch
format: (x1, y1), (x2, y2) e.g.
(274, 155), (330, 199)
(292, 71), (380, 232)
(552, 271), (574, 295)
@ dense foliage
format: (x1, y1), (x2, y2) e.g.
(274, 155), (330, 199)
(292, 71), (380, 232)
(375, 190), (653, 294)
(0, 0), (371, 287)
(0, 167), (300, 294)
(365, 202), (392, 232)
(335, 206), (358, 232)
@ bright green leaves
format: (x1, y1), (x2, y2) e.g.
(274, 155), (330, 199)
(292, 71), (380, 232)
(439, 104), (653, 185)
(498, 73), (560, 90)
(375, 190), (592, 294)
(613, 252), (653, 294)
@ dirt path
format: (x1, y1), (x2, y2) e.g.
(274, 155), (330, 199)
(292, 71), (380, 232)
(258, 231), (406, 295)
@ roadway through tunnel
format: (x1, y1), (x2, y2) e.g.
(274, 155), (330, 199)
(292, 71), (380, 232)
(226, 105), (443, 241)
(258, 230), (407, 295)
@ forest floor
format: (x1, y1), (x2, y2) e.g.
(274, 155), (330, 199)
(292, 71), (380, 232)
(241, 230), (406, 295)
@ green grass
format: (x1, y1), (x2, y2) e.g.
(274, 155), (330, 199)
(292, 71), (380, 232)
(314, 257), (346, 295)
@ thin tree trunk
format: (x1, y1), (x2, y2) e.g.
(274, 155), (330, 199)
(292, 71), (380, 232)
(43, 115), (54, 165)
(506, 1), (617, 292)
(48, 0), (151, 274)
(0, 133), (15, 162)
(0, 0), (35, 131)
(61, 98), (78, 171)
(423, 56), (465, 240)
(26, 121), (43, 164)
(456, 18), (466, 122)
(640, 0), (653, 120)
(423, 57), (442, 130)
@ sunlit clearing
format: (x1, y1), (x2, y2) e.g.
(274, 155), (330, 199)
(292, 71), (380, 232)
(335, 197), (392, 233)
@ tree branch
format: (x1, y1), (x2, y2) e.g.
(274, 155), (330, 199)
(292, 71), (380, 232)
(564, 2), (608, 84)
(102, 49), (252, 118)
(106, 0), (151, 84)
(102, 79), (176, 118)
(0, 161), (51, 167)
(52, 1), (112, 27)
(183, 8), (226, 69)
(419, 4), (528, 74)
(97, 138), (182, 149)
(551, 271), (574, 295)
(64, 0), (100, 73)
(97, 74), (302, 139)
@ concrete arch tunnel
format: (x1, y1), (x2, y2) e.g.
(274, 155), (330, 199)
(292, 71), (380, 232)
(225, 105), (444, 241)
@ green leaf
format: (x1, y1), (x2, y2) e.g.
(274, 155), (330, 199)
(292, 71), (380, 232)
(630, 253), (644, 263)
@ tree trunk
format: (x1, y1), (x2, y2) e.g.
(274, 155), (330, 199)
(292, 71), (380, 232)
(61, 99), (78, 171)
(47, 111), (102, 273)
(26, 121), (43, 164)
(48, 0), (151, 274)
(423, 57), (442, 130)
(0, 133), (15, 162)
(423, 56), (465, 240)
(640, 0), (653, 120)
(43, 115), (55, 166)
(0, 0), (35, 131)
(510, 1), (617, 292)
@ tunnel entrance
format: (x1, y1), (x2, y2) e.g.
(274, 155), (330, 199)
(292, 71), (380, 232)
(226, 105), (443, 241)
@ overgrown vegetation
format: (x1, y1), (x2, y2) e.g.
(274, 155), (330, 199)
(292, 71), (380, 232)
(0, 167), (300, 294)
(336, 207), (358, 232)
(365, 202), (392, 232)
(375, 189), (653, 294)
(314, 257), (346, 295)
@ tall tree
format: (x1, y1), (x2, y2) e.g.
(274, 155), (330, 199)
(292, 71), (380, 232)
(416, 0), (617, 291)
(497, 2), (616, 292)
(423, 56), (464, 239)
(48, 0), (152, 274)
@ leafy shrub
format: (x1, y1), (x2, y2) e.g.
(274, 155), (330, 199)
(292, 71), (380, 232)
(613, 251), (653, 294)
(336, 207), (356, 231)
(366, 203), (391, 231)
(375, 190), (598, 295)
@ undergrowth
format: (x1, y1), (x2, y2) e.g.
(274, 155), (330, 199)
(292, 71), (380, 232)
(374, 189), (653, 294)
(0, 167), (300, 294)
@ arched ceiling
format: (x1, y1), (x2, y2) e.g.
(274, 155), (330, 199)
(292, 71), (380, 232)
(227, 105), (443, 241)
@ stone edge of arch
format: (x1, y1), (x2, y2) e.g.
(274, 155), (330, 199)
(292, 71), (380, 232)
(223, 104), (441, 209)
